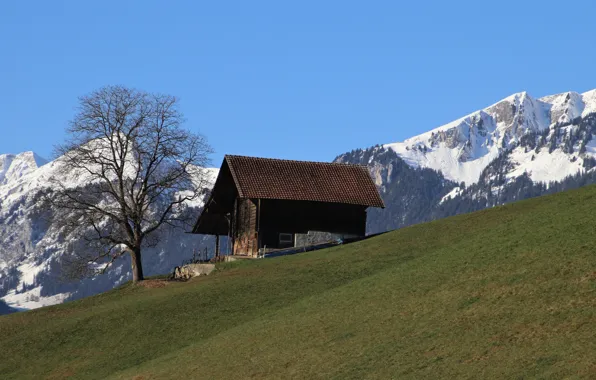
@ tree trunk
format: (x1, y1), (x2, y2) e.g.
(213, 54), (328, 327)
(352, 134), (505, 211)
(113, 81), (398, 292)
(130, 247), (144, 283)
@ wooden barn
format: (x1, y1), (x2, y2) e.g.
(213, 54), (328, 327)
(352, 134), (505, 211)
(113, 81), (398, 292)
(191, 155), (384, 257)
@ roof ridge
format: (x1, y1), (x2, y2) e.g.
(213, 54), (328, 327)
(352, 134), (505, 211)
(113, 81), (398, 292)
(224, 154), (368, 168)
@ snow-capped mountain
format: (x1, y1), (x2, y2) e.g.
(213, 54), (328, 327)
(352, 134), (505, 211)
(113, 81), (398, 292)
(384, 90), (596, 185)
(336, 89), (596, 234)
(0, 151), (218, 312)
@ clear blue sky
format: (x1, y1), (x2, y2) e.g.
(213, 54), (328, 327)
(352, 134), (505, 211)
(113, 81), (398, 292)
(2, 1), (596, 166)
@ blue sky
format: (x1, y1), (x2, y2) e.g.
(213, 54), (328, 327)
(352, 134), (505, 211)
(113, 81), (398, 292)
(2, 1), (596, 166)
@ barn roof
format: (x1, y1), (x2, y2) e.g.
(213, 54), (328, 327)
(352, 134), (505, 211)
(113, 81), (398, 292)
(224, 155), (385, 208)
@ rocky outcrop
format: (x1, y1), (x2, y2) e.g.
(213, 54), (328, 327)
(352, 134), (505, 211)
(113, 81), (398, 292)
(173, 264), (216, 280)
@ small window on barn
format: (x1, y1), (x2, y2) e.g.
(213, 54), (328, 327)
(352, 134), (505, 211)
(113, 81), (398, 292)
(279, 233), (294, 248)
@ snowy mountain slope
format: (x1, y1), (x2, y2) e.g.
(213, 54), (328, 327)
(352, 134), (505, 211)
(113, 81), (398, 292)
(0, 151), (47, 185)
(384, 90), (596, 185)
(0, 151), (218, 312)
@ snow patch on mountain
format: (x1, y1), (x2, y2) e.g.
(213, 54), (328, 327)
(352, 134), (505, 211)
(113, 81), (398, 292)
(3, 286), (70, 310)
(440, 186), (462, 204)
(505, 147), (584, 183)
(388, 143), (501, 186)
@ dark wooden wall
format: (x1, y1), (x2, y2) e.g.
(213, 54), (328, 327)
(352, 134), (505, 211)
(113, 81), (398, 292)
(257, 199), (367, 249)
(230, 198), (367, 255)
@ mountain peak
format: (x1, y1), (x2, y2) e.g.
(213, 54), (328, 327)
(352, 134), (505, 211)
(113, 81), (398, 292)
(18, 151), (48, 168)
(495, 91), (531, 105)
(0, 151), (47, 186)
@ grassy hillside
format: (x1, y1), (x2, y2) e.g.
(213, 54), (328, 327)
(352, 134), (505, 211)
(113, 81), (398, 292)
(3, 185), (596, 379)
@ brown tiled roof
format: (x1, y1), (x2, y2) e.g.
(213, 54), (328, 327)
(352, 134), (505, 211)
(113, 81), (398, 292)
(224, 155), (384, 208)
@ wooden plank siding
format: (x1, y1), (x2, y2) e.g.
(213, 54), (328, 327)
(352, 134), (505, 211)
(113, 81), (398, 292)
(232, 198), (258, 256)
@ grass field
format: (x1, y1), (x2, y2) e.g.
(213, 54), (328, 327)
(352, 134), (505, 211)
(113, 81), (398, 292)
(3, 184), (596, 379)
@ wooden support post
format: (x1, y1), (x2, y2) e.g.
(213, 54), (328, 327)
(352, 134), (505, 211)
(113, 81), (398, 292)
(215, 234), (220, 258)
(256, 198), (261, 256)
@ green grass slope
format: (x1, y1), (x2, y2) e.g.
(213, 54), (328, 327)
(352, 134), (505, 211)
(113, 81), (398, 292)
(3, 185), (596, 379)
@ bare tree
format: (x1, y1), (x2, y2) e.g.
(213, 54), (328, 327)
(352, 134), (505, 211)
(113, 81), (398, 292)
(48, 85), (212, 283)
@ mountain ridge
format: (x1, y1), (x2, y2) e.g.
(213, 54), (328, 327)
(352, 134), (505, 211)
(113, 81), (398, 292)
(383, 89), (596, 185)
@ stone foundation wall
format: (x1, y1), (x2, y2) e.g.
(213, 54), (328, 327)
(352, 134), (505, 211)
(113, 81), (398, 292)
(294, 231), (359, 247)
